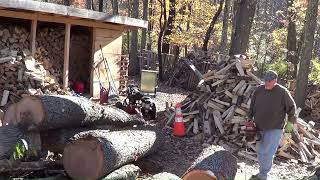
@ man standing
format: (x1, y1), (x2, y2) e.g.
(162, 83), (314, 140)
(248, 70), (297, 180)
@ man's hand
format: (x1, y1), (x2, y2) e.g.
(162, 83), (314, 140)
(285, 121), (296, 133)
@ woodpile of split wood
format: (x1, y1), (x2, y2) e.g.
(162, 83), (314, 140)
(0, 24), (70, 108)
(166, 54), (320, 164)
(304, 84), (320, 120)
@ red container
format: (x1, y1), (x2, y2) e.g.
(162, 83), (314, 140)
(74, 81), (85, 94)
(100, 86), (109, 104)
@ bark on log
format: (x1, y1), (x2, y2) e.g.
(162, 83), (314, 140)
(0, 160), (50, 173)
(101, 164), (141, 180)
(63, 127), (164, 180)
(182, 146), (237, 180)
(0, 125), (23, 159)
(3, 95), (145, 130)
(144, 172), (181, 180)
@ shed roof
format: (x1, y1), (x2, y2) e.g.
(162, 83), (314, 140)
(0, 0), (148, 29)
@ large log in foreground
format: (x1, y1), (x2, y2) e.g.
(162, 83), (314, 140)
(63, 127), (164, 180)
(101, 164), (141, 180)
(182, 146), (237, 180)
(3, 95), (145, 130)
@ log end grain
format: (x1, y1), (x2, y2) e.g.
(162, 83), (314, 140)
(63, 137), (105, 180)
(182, 170), (217, 180)
(3, 96), (44, 129)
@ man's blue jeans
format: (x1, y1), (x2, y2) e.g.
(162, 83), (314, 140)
(256, 129), (283, 179)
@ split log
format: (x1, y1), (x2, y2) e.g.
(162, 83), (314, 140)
(182, 146), (237, 180)
(63, 127), (164, 180)
(101, 164), (141, 180)
(3, 95), (145, 130)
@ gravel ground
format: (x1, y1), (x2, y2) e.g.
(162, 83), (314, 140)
(129, 77), (313, 179)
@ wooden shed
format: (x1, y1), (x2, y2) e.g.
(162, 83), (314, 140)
(0, 0), (147, 98)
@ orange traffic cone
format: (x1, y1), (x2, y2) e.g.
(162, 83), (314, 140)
(173, 103), (185, 136)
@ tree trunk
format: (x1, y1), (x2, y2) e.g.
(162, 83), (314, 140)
(182, 146), (237, 180)
(99, 0), (103, 12)
(202, 0), (224, 52)
(158, 0), (167, 81)
(229, 0), (258, 55)
(162, 0), (176, 54)
(286, 0), (298, 78)
(219, 0), (230, 54)
(3, 95), (145, 131)
(63, 128), (164, 180)
(101, 164), (141, 180)
(64, 0), (70, 6)
(295, 0), (319, 108)
(184, 3), (192, 56)
(129, 0), (140, 75)
(141, 0), (148, 50)
(147, 0), (153, 50)
(112, 0), (119, 15)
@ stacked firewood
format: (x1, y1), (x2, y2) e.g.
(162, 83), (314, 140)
(304, 85), (320, 120)
(166, 55), (320, 163)
(119, 55), (129, 96)
(0, 25), (67, 107)
(35, 26), (65, 84)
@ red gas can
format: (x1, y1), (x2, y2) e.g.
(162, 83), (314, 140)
(74, 81), (85, 94)
(100, 86), (109, 104)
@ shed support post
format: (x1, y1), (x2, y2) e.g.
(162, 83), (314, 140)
(63, 23), (71, 90)
(31, 20), (37, 56)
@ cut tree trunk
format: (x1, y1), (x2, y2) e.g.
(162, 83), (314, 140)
(101, 164), (141, 180)
(63, 127), (164, 180)
(3, 95), (145, 131)
(182, 146), (237, 180)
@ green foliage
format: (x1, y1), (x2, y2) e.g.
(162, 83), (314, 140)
(309, 58), (320, 84)
(12, 139), (28, 161)
(267, 60), (289, 79)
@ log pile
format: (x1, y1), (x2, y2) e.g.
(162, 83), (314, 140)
(165, 55), (320, 164)
(304, 85), (320, 120)
(35, 26), (65, 83)
(119, 55), (129, 96)
(0, 25), (67, 107)
(0, 95), (163, 180)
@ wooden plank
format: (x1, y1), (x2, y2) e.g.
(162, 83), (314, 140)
(224, 90), (233, 98)
(193, 119), (199, 134)
(207, 101), (225, 112)
(0, 9), (124, 30)
(0, 90), (9, 106)
(224, 105), (235, 122)
(211, 79), (225, 87)
(213, 98), (230, 106)
(232, 80), (246, 94)
(216, 62), (236, 75)
(237, 83), (247, 96)
(213, 110), (225, 134)
(203, 120), (212, 136)
(182, 110), (200, 116)
(244, 84), (253, 97)
(235, 61), (245, 76)
(247, 71), (263, 84)
(63, 23), (71, 90)
(235, 107), (247, 116)
(31, 20), (37, 56)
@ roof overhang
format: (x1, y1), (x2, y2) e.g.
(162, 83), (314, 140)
(0, 0), (148, 29)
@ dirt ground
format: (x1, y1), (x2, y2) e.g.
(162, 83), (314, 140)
(134, 80), (314, 180)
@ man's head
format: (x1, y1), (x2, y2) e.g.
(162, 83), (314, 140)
(264, 70), (278, 90)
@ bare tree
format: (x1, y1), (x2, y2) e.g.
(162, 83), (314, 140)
(158, 0), (167, 80)
(141, 0), (148, 50)
(286, 0), (299, 78)
(295, 0), (319, 108)
(229, 0), (258, 55)
(147, 0), (154, 50)
(112, 0), (119, 15)
(202, 0), (224, 52)
(128, 0), (139, 75)
(162, 0), (176, 54)
(219, 0), (230, 54)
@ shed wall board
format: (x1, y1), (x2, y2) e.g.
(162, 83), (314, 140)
(91, 27), (124, 98)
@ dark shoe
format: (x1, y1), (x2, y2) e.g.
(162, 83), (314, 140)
(249, 174), (266, 180)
